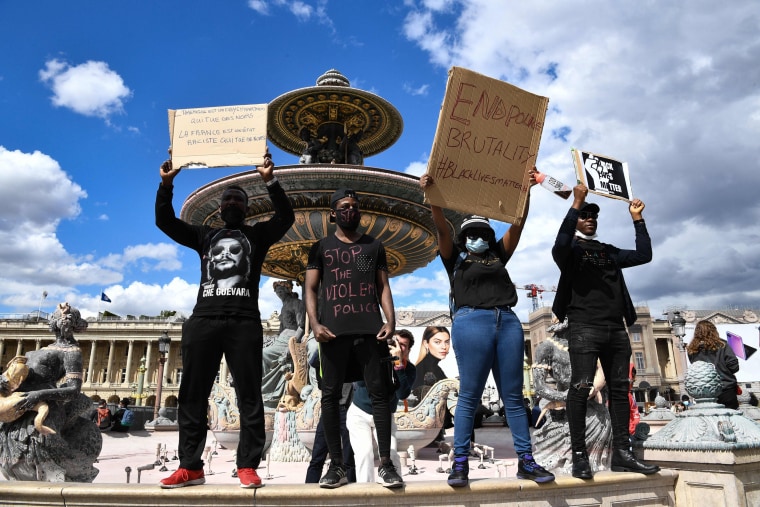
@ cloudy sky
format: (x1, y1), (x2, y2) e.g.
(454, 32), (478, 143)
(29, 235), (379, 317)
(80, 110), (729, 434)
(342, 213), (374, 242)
(1, 0), (758, 325)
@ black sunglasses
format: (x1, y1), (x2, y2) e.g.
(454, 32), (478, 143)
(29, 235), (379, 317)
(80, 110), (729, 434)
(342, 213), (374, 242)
(578, 212), (598, 220)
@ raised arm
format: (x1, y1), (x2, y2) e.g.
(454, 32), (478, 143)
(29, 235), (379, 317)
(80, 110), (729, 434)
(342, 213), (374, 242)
(499, 167), (538, 258)
(257, 155), (295, 243)
(419, 174), (454, 260)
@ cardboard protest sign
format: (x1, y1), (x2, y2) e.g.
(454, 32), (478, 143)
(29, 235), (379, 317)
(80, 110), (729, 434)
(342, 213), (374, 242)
(571, 148), (633, 202)
(425, 67), (549, 226)
(168, 104), (268, 169)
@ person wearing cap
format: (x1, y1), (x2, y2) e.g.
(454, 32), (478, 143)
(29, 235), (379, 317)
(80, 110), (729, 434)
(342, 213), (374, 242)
(552, 183), (659, 479)
(419, 171), (555, 487)
(155, 153), (294, 489)
(304, 188), (403, 489)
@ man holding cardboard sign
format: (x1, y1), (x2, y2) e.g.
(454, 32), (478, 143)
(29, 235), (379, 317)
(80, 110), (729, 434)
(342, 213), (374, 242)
(155, 153), (294, 489)
(551, 183), (659, 479)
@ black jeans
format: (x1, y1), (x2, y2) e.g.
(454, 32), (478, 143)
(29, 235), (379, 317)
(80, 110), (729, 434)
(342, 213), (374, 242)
(567, 323), (632, 452)
(319, 334), (393, 462)
(304, 405), (355, 483)
(177, 316), (265, 469)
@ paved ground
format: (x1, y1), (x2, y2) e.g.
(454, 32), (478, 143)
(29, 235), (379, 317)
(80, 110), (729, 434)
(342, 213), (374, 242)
(92, 424), (522, 486)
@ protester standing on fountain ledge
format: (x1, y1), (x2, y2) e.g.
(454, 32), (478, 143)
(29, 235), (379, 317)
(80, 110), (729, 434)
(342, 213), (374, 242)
(552, 183), (660, 479)
(155, 152), (294, 489)
(304, 188), (403, 489)
(420, 170), (555, 488)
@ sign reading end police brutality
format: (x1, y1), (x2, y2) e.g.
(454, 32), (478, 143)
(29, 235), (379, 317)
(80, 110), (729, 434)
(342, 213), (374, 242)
(168, 104), (268, 169)
(425, 67), (549, 225)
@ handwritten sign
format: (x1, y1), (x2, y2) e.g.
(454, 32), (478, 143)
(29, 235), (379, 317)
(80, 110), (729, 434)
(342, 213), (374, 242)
(571, 148), (633, 202)
(425, 67), (549, 225)
(168, 104), (268, 169)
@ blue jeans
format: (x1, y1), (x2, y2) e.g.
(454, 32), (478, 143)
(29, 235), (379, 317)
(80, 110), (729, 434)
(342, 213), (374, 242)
(566, 323), (632, 452)
(451, 307), (532, 457)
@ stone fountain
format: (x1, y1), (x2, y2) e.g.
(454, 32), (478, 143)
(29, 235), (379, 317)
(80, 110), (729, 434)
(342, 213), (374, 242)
(182, 69), (465, 460)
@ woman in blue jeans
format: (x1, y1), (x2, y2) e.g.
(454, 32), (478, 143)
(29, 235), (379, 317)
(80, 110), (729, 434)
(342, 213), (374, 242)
(420, 172), (554, 486)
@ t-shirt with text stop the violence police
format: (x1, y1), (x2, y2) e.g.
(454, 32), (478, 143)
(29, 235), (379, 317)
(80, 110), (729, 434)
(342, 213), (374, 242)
(307, 234), (387, 336)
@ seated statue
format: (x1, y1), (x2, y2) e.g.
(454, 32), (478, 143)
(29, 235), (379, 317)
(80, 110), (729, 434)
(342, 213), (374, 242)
(297, 115), (365, 165)
(531, 319), (612, 475)
(262, 280), (305, 408)
(0, 302), (101, 482)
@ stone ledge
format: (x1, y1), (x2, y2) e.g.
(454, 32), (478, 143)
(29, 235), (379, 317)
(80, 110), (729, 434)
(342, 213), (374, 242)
(0, 470), (677, 507)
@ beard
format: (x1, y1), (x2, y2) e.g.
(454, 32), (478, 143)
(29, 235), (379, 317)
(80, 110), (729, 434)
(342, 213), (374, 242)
(221, 206), (245, 227)
(336, 208), (361, 231)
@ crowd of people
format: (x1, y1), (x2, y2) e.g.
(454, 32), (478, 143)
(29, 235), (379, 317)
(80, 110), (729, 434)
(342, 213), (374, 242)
(150, 152), (721, 491)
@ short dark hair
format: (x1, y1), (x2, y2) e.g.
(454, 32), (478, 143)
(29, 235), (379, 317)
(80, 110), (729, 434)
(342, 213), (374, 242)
(223, 184), (248, 203)
(395, 328), (415, 348)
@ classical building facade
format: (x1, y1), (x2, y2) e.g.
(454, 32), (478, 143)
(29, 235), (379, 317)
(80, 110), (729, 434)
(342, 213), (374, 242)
(1, 306), (757, 409)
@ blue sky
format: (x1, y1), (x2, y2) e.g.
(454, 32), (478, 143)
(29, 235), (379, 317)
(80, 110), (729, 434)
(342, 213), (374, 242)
(1, 1), (759, 324)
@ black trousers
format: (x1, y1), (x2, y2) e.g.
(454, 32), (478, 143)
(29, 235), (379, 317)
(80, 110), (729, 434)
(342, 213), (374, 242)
(319, 334), (393, 462)
(567, 322), (632, 452)
(304, 405), (355, 483)
(177, 315), (264, 469)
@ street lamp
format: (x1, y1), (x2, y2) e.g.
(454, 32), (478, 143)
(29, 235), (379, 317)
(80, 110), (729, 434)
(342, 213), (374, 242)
(670, 311), (687, 397)
(153, 331), (171, 421)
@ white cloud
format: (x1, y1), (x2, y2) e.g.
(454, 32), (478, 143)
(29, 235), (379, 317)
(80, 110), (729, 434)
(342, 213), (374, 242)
(404, 157), (428, 176)
(403, 82), (430, 96)
(38, 59), (132, 120)
(0, 147), (191, 312)
(398, 0), (760, 317)
(248, 0), (270, 15)
(76, 278), (199, 319)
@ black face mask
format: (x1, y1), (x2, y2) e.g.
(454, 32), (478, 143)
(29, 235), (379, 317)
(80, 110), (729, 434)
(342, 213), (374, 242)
(335, 208), (360, 231)
(221, 206), (245, 227)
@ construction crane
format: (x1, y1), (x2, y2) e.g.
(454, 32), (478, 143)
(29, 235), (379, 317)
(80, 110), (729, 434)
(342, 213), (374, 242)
(517, 284), (558, 312)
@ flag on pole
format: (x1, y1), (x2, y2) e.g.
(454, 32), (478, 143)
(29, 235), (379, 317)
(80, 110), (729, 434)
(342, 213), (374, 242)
(101, 292), (112, 303)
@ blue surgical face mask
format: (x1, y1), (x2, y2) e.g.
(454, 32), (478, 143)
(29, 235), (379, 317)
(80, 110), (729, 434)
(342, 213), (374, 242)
(465, 237), (489, 254)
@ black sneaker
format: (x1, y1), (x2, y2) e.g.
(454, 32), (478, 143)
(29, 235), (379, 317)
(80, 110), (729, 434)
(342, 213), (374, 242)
(572, 451), (593, 479)
(447, 456), (469, 487)
(319, 462), (348, 489)
(377, 462), (404, 488)
(517, 454), (555, 483)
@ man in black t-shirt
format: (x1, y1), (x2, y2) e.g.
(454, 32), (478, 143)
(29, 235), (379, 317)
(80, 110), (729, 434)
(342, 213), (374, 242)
(304, 188), (402, 489)
(552, 183), (659, 479)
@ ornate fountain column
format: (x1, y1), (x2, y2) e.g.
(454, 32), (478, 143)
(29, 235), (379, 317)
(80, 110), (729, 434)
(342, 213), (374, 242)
(642, 361), (760, 506)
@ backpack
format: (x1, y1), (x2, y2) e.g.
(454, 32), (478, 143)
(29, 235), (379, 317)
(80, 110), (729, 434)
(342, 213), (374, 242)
(121, 408), (134, 427)
(97, 407), (112, 429)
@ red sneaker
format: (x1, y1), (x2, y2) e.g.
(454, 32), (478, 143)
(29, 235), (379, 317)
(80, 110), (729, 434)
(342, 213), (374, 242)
(159, 467), (205, 489)
(237, 467), (263, 488)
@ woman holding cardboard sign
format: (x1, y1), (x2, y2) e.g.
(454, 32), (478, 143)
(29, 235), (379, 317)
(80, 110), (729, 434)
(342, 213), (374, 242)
(420, 170), (554, 487)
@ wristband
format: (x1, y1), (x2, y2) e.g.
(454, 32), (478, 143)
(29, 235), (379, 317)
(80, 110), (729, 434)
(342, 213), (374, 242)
(633, 219), (645, 224)
(266, 176), (279, 187)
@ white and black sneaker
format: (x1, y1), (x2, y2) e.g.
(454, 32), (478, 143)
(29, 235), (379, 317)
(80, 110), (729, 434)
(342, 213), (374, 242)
(319, 462), (348, 489)
(377, 462), (404, 488)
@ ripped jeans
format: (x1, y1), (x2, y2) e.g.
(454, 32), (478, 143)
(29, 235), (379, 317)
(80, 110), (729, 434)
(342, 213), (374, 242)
(567, 322), (632, 453)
